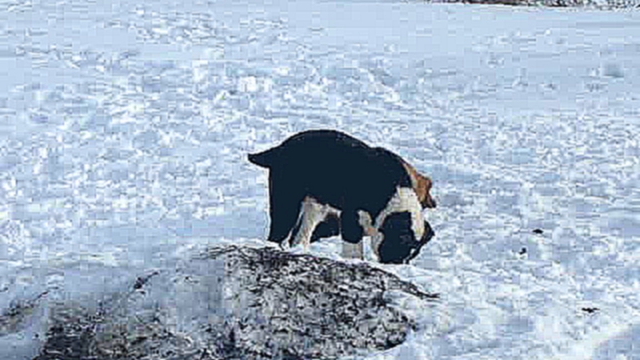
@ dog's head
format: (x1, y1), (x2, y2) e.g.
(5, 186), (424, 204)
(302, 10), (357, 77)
(401, 162), (436, 209)
(376, 212), (435, 264)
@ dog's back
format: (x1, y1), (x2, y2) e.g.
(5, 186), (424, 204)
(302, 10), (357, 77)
(248, 130), (411, 214)
(248, 130), (370, 169)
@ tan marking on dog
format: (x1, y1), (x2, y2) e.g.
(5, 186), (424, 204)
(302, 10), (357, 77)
(401, 161), (436, 209)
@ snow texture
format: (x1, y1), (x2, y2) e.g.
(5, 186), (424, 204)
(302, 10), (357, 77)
(1, 0), (640, 359)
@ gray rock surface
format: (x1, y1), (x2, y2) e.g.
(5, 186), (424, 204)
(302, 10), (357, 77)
(29, 245), (438, 360)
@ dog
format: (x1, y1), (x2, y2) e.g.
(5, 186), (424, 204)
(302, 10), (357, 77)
(248, 129), (436, 264)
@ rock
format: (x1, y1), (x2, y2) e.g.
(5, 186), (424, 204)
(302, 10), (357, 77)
(32, 245), (438, 360)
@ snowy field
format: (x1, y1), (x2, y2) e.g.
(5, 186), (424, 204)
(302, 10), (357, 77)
(1, 0), (640, 358)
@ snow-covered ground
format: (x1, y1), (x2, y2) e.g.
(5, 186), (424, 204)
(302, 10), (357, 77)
(1, 0), (640, 358)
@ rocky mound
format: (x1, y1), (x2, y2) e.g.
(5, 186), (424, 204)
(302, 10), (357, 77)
(30, 245), (438, 360)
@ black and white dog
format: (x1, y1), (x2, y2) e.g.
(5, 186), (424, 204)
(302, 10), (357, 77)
(248, 129), (436, 264)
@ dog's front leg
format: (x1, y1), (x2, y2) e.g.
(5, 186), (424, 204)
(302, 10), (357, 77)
(340, 209), (365, 260)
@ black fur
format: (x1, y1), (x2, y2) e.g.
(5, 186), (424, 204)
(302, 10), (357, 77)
(376, 213), (434, 264)
(310, 213), (341, 242)
(377, 212), (416, 264)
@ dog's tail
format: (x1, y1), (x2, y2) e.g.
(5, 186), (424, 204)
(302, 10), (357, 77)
(248, 148), (278, 168)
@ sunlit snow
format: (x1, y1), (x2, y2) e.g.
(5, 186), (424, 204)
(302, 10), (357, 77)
(1, 0), (640, 359)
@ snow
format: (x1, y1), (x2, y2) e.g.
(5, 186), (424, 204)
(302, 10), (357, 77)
(1, 0), (640, 359)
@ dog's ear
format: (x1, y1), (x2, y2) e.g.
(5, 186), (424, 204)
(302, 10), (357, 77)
(416, 174), (436, 209)
(402, 160), (436, 209)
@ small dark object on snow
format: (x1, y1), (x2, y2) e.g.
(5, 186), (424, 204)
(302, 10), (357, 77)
(582, 307), (599, 314)
(519, 248), (527, 255)
(532, 229), (544, 234)
(133, 271), (159, 290)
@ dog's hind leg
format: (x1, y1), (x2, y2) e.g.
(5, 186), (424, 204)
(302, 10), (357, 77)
(266, 171), (303, 244)
(289, 197), (332, 253)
